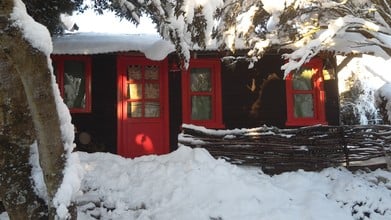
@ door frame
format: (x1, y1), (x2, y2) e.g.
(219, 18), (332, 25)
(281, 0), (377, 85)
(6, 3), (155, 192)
(116, 54), (169, 157)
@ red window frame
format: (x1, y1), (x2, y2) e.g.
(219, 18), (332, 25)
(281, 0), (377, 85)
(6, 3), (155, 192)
(51, 55), (92, 113)
(285, 57), (326, 126)
(182, 58), (224, 128)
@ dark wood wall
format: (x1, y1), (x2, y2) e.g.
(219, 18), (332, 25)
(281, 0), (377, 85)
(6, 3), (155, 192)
(221, 55), (286, 128)
(221, 55), (340, 128)
(325, 79), (340, 125)
(71, 53), (340, 154)
(323, 55), (340, 126)
(72, 54), (117, 153)
(169, 69), (182, 152)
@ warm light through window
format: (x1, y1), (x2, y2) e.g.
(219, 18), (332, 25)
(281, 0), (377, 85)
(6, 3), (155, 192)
(126, 65), (160, 118)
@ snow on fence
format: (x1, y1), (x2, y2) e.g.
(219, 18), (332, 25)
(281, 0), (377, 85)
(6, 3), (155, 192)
(179, 124), (391, 174)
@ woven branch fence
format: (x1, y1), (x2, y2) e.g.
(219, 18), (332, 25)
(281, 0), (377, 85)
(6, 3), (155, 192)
(179, 124), (391, 174)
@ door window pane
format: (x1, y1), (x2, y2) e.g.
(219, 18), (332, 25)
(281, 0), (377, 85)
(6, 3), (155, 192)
(128, 65), (142, 80)
(145, 102), (160, 117)
(126, 63), (162, 119)
(145, 66), (159, 80)
(64, 60), (85, 108)
(294, 94), (314, 118)
(293, 68), (316, 90)
(128, 102), (142, 118)
(128, 84), (142, 99)
(145, 83), (160, 99)
(191, 96), (211, 120)
(190, 68), (212, 92)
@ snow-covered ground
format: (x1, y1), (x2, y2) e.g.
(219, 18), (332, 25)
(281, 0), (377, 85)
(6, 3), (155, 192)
(75, 146), (391, 220)
(4, 146), (390, 220)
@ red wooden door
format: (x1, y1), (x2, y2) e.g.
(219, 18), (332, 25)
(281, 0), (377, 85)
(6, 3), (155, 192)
(117, 56), (169, 158)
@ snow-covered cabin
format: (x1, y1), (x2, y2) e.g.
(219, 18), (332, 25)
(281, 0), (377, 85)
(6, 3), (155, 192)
(51, 32), (339, 157)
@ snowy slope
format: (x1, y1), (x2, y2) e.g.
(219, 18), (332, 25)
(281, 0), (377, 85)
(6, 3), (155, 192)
(74, 147), (390, 220)
(70, 146), (390, 220)
(1, 146), (390, 220)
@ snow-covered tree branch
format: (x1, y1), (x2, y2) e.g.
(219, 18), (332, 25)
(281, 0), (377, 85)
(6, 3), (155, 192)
(86, 0), (391, 73)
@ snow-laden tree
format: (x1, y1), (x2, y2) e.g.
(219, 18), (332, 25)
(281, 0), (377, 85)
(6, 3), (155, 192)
(23, 0), (83, 35)
(89, 0), (391, 72)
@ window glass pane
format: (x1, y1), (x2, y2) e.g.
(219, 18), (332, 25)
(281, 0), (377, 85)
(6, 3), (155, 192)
(191, 96), (211, 120)
(293, 68), (316, 90)
(190, 68), (211, 92)
(294, 94), (314, 118)
(145, 83), (159, 99)
(128, 84), (142, 99)
(128, 65), (142, 80)
(145, 66), (159, 80)
(64, 60), (85, 109)
(128, 102), (142, 118)
(145, 102), (160, 117)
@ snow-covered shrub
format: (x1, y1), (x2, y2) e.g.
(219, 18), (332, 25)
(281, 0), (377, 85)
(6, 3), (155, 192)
(340, 73), (381, 125)
(375, 83), (391, 124)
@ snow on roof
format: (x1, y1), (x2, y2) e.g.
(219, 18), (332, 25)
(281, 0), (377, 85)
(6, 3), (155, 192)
(52, 31), (391, 61)
(52, 32), (176, 61)
(52, 32), (248, 60)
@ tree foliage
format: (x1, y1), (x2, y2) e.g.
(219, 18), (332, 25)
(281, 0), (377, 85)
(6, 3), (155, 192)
(83, 0), (391, 71)
(24, 0), (83, 35)
(215, 0), (391, 73)
(340, 73), (381, 125)
(24, 0), (391, 67)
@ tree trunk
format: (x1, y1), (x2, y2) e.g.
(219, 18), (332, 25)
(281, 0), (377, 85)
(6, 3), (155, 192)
(0, 0), (69, 219)
(0, 52), (48, 219)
